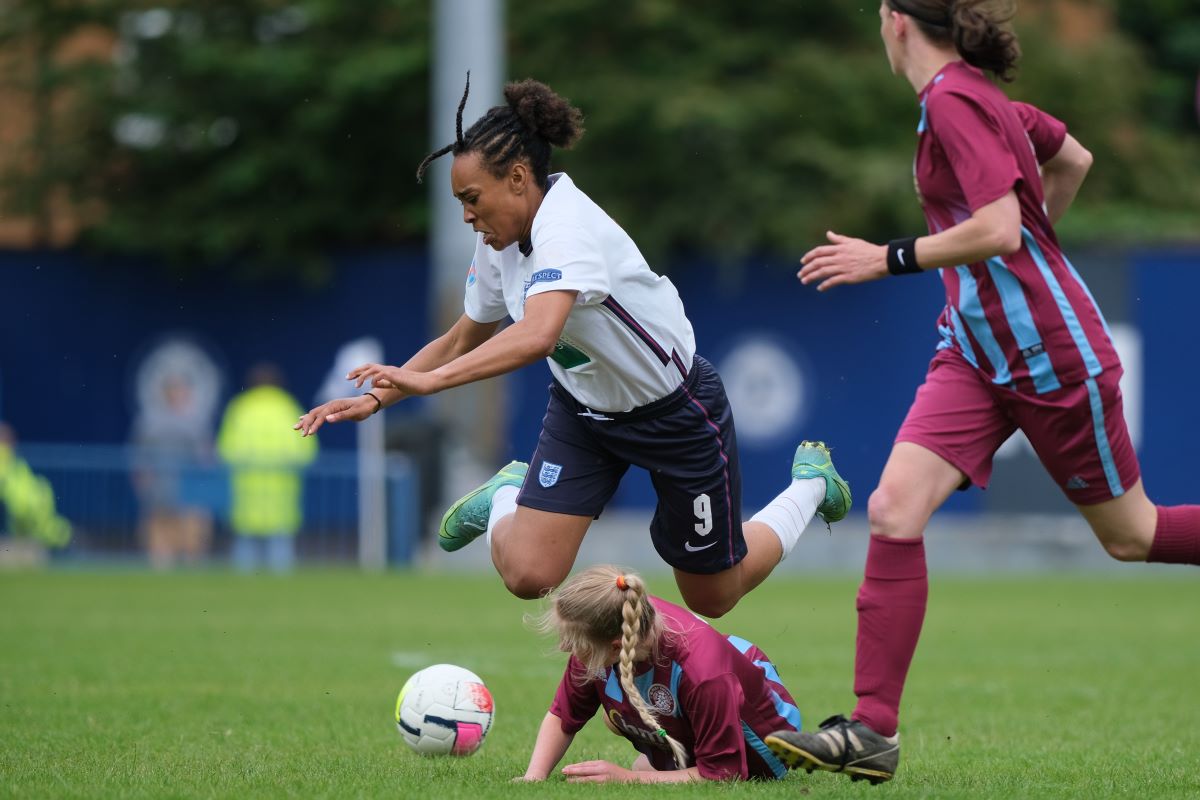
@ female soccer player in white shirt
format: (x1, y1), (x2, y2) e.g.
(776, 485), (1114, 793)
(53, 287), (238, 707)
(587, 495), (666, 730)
(296, 77), (850, 617)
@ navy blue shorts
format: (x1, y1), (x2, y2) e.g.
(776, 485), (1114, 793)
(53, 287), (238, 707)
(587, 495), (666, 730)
(517, 355), (745, 575)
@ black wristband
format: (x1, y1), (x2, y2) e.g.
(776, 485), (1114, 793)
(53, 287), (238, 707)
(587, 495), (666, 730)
(886, 236), (922, 275)
(363, 391), (383, 415)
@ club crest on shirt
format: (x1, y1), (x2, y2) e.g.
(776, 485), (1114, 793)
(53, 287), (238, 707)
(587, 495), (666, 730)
(647, 684), (675, 716)
(465, 261), (478, 288)
(538, 461), (563, 488)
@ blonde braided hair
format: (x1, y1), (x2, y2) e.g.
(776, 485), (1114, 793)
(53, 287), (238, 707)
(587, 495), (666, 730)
(532, 565), (688, 769)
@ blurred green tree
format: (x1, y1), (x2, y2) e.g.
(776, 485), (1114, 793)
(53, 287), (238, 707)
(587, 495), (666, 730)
(2, 1), (430, 282)
(1, 1), (1196, 279)
(0, 0), (113, 247)
(509, 1), (1200, 265)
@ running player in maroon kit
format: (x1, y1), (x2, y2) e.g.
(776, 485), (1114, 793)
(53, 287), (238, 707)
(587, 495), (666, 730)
(765, 0), (1200, 784)
(520, 565), (802, 783)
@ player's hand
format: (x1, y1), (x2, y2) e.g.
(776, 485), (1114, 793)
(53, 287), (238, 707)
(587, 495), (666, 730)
(347, 363), (438, 396)
(562, 760), (634, 783)
(799, 230), (889, 292)
(293, 395), (376, 437)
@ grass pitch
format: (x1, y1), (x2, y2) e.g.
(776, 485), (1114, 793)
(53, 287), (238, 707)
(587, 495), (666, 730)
(1, 569), (1198, 799)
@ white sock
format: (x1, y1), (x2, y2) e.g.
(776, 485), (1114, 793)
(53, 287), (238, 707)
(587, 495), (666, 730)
(749, 477), (826, 560)
(485, 485), (519, 546)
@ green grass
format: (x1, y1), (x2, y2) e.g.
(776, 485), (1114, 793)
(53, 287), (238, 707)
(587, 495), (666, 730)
(1, 570), (1198, 799)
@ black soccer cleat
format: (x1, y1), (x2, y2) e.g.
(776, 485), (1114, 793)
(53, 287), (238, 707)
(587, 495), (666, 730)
(765, 714), (899, 785)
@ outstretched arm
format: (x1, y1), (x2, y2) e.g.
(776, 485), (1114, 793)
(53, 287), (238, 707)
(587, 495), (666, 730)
(349, 290), (577, 396)
(798, 191), (1021, 291)
(521, 712), (576, 781)
(294, 312), (499, 436)
(1040, 133), (1092, 225)
(561, 760), (701, 783)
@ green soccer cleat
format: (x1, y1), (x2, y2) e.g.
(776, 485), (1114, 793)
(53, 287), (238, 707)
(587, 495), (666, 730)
(791, 441), (852, 523)
(438, 461), (528, 552)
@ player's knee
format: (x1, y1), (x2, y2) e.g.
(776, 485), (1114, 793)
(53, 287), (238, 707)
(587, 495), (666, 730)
(680, 592), (736, 619)
(500, 564), (565, 599)
(1099, 535), (1150, 563)
(867, 484), (911, 538)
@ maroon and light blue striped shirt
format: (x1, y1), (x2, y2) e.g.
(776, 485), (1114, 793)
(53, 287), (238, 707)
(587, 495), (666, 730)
(915, 61), (1119, 394)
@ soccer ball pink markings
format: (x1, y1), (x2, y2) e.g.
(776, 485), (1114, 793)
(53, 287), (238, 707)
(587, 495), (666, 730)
(394, 664), (495, 756)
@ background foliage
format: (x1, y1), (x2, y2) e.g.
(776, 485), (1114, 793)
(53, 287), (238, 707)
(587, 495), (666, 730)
(1, 0), (1197, 279)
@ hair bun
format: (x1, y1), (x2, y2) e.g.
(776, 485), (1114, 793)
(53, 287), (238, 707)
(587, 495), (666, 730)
(504, 79), (585, 149)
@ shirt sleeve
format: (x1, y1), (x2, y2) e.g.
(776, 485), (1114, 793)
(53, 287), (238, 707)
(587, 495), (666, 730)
(681, 672), (749, 781)
(1011, 101), (1068, 164)
(547, 657), (602, 735)
(927, 89), (1022, 213)
(528, 222), (610, 306)
(462, 234), (509, 324)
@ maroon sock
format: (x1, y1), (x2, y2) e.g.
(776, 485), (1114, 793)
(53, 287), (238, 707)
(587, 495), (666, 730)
(850, 534), (928, 738)
(1148, 505), (1200, 565)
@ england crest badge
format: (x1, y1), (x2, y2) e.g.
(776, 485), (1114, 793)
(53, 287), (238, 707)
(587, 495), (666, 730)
(538, 461), (563, 488)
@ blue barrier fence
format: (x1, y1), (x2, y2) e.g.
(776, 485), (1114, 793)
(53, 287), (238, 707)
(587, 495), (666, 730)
(12, 444), (420, 565)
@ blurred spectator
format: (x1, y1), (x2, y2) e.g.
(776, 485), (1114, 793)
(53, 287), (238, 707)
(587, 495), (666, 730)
(217, 364), (317, 573)
(0, 422), (71, 557)
(130, 373), (215, 570)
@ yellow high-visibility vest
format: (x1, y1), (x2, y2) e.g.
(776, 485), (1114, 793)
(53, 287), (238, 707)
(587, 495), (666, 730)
(217, 386), (317, 536)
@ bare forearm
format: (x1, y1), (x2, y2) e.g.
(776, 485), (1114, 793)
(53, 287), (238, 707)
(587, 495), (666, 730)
(630, 767), (702, 783)
(1040, 134), (1093, 226)
(427, 320), (553, 393)
(524, 713), (574, 780)
(1042, 169), (1086, 225)
(373, 319), (497, 407)
(914, 215), (1019, 271)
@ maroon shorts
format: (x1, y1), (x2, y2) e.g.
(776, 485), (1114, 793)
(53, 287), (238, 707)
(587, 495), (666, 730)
(895, 349), (1140, 505)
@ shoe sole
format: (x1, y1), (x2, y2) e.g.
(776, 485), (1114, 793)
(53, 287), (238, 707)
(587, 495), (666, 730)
(764, 735), (893, 785)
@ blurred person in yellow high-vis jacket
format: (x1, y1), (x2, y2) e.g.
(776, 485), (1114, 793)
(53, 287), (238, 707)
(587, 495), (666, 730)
(217, 364), (317, 572)
(0, 423), (71, 552)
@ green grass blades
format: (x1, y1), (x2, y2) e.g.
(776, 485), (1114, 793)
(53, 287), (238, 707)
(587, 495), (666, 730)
(1, 570), (1198, 798)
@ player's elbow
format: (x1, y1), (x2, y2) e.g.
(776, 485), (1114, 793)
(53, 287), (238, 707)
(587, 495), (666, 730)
(1074, 146), (1094, 174)
(523, 327), (559, 359)
(991, 224), (1022, 256)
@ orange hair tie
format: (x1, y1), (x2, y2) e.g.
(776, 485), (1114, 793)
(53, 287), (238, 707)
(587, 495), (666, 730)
(616, 575), (628, 591)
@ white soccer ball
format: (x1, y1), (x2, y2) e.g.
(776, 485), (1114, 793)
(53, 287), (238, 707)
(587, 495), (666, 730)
(394, 664), (494, 756)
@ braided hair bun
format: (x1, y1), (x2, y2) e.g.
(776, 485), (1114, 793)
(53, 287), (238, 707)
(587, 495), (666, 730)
(504, 79), (585, 149)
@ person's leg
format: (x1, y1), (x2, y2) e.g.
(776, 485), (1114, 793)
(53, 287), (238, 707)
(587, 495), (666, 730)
(720, 441), (853, 605)
(442, 383), (625, 600)
(675, 443), (849, 617)
(266, 533), (296, 573)
(1008, 368), (1200, 565)
(231, 534), (257, 572)
(768, 351), (1014, 782)
(766, 443), (964, 784)
(489, 506), (593, 598)
(1076, 481), (1200, 564)
(144, 510), (173, 571)
(852, 442), (965, 736)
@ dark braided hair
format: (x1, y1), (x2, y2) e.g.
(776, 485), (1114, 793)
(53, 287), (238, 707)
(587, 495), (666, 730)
(886, 0), (1021, 82)
(416, 74), (585, 188)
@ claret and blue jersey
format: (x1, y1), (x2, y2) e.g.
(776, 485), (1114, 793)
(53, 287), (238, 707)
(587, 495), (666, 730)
(915, 61), (1120, 395)
(549, 597), (801, 781)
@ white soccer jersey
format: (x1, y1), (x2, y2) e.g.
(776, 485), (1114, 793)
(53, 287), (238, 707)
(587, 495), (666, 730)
(463, 173), (696, 413)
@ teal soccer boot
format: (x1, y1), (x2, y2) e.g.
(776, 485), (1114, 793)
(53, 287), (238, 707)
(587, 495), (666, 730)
(791, 441), (852, 524)
(438, 461), (528, 552)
